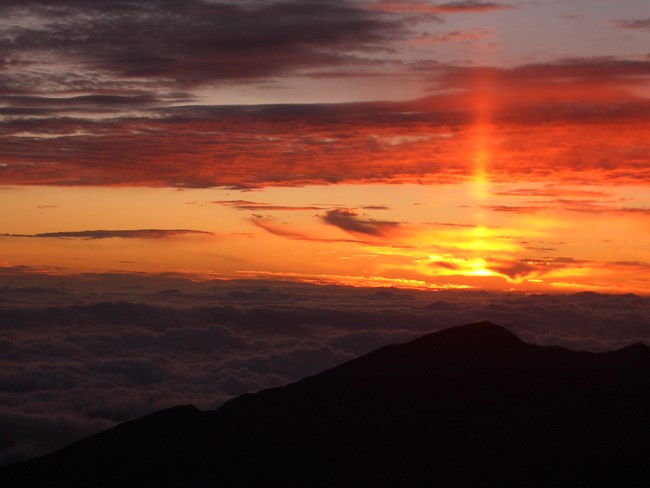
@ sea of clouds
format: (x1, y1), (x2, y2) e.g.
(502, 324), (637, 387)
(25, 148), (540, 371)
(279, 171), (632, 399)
(1, 274), (649, 465)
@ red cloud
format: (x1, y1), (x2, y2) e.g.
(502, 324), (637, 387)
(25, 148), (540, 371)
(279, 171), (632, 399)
(1, 59), (649, 188)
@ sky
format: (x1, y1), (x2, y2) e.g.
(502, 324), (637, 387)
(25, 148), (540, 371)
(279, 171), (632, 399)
(1, 0), (649, 293)
(1, 0), (650, 466)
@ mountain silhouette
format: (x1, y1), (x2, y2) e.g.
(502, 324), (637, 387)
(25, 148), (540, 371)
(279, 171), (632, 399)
(2, 322), (649, 487)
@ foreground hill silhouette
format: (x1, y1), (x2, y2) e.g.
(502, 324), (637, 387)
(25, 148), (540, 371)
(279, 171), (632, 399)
(2, 322), (649, 487)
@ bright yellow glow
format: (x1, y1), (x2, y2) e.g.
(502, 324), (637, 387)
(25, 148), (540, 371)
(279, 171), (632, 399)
(469, 267), (496, 277)
(1, 182), (649, 293)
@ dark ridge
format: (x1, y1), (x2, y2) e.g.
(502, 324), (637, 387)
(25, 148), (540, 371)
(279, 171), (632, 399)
(405, 319), (521, 345)
(2, 322), (649, 487)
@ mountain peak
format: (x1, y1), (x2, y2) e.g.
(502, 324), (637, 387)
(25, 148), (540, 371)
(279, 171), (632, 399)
(412, 320), (520, 344)
(2, 322), (649, 487)
(379, 321), (523, 361)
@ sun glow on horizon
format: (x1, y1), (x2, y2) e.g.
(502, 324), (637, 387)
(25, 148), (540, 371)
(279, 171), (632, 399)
(1, 179), (649, 294)
(3, 1), (650, 473)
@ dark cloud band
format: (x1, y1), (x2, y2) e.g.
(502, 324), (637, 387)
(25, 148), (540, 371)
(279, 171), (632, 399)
(1, 230), (213, 239)
(0, 0), (396, 93)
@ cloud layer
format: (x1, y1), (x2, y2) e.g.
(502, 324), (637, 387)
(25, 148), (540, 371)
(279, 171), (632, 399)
(2, 62), (649, 188)
(0, 0), (395, 92)
(0, 0), (648, 189)
(1, 274), (649, 465)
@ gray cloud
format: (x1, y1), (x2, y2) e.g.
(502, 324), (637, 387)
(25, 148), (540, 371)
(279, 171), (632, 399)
(433, 1), (513, 13)
(321, 208), (402, 238)
(0, 94), (185, 111)
(614, 18), (650, 30)
(0, 0), (398, 95)
(251, 215), (365, 243)
(373, 0), (512, 14)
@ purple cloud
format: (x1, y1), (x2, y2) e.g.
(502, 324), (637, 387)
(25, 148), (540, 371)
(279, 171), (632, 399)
(0, 0), (398, 94)
(321, 208), (402, 238)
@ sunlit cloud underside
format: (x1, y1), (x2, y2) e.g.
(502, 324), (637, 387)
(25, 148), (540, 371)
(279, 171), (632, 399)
(1, 0), (649, 293)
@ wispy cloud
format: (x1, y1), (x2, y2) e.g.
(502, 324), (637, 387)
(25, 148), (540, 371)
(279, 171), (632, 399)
(373, 1), (512, 14)
(212, 200), (325, 212)
(493, 187), (613, 199)
(613, 18), (650, 30)
(484, 199), (650, 216)
(427, 60), (650, 105)
(431, 1), (513, 13)
(1, 229), (213, 239)
(251, 215), (362, 243)
(405, 28), (490, 45)
(483, 205), (542, 213)
(211, 200), (390, 212)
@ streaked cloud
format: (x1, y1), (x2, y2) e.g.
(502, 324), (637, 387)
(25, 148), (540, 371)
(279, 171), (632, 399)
(212, 200), (324, 211)
(405, 28), (491, 45)
(251, 215), (362, 243)
(493, 188), (613, 199)
(483, 200), (650, 216)
(210, 200), (390, 212)
(430, 1), (513, 12)
(1, 229), (213, 239)
(483, 205), (542, 213)
(614, 18), (650, 30)
(372, 1), (512, 14)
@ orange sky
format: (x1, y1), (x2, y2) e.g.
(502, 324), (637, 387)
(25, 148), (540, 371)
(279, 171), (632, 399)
(2, 177), (649, 293)
(1, 0), (649, 293)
